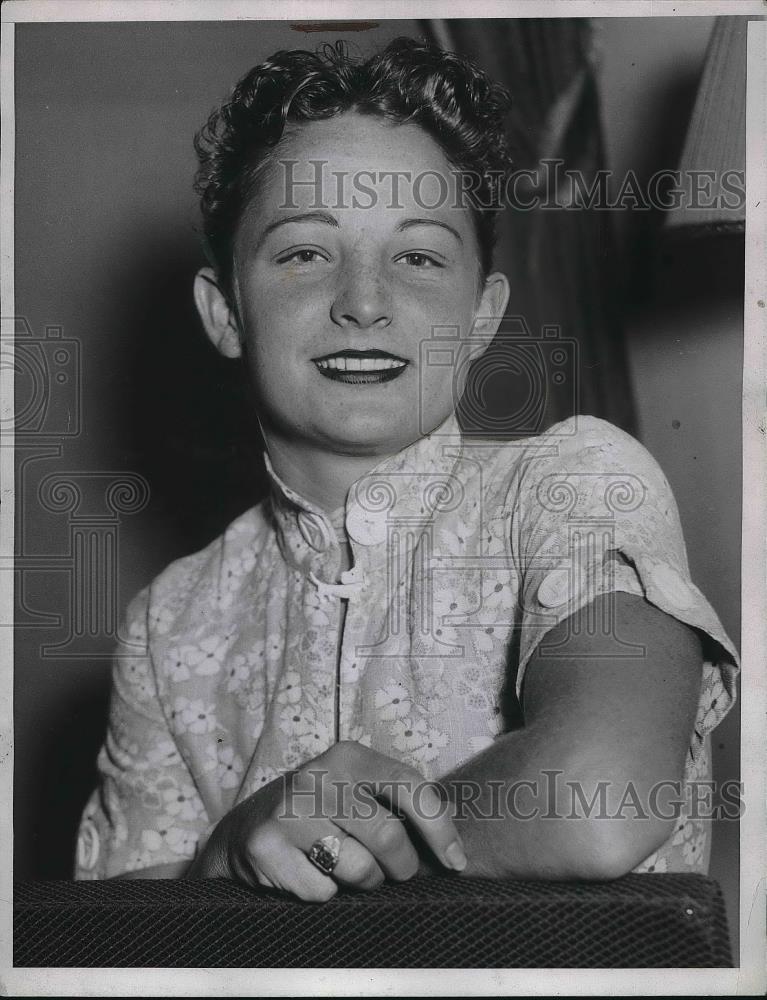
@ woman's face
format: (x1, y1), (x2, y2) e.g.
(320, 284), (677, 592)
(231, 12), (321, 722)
(202, 112), (508, 457)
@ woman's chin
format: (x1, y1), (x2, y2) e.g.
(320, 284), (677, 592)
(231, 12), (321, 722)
(315, 414), (419, 456)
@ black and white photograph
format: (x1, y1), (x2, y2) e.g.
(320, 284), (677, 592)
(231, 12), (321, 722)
(2, 1), (765, 993)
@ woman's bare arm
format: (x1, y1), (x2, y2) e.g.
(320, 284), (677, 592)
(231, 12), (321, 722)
(439, 592), (703, 880)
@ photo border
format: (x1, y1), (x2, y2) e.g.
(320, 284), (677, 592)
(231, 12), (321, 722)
(1, 1), (764, 995)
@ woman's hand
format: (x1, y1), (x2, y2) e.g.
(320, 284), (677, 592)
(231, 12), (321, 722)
(186, 740), (466, 901)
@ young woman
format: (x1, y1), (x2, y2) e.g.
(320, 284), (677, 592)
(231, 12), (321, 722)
(75, 38), (739, 900)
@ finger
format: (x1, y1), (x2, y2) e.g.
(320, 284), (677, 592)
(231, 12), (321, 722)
(259, 807), (386, 892)
(278, 844), (340, 903)
(293, 763), (415, 880)
(343, 746), (467, 872)
(283, 820), (385, 891)
(258, 842), (339, 903)
(329, 834), (385, 891)
(331, 786), (420, 882)
(241, 821), (338, 902)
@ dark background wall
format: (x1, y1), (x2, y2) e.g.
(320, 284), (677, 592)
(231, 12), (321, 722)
(13, 19), (418, 886)
(14, 16), (741, 944)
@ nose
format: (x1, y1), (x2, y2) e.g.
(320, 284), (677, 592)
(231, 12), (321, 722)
(330, 260), (392, 330)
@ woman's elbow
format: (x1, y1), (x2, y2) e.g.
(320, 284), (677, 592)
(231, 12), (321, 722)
(565, 818), (676, 881)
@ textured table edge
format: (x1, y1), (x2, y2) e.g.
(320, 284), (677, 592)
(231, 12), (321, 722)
(13, 873), (734, 969)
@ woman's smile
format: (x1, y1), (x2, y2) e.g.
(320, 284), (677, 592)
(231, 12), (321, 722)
(313, 348), (409, 384)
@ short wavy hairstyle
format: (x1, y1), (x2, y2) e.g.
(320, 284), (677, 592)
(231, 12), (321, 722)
(194, 36), (513, 299)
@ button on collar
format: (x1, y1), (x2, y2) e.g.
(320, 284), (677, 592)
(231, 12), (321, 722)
(262, 411), (465, 561)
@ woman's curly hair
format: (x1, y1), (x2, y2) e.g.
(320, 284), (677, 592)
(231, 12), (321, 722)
(194, 37), (513, 297)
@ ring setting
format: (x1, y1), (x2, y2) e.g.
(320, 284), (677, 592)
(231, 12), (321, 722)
(308, 834), (342, 875)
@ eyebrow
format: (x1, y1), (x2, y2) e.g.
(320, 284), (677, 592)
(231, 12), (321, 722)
(396, 218), (463, 243)
(256, 211), (339, 250)
(254, 211), (463, 251)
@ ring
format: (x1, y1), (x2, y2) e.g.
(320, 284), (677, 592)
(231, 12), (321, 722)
(308, 834), (342, 876)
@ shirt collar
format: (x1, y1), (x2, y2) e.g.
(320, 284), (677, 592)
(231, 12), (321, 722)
(263, 410), (465, 573)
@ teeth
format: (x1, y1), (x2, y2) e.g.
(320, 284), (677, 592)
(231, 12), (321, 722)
(317, 357), (406, 371)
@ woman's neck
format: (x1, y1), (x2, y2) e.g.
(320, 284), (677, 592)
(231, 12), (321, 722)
(261, 432), (401, 515)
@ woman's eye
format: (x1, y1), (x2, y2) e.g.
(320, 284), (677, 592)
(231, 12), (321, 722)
(396, 252), (442, 268)
(277, 248), (327, 265)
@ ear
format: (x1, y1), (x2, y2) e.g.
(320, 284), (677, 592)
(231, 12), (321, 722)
(193, 267), (242, 359)
(466, 271), (510, 362)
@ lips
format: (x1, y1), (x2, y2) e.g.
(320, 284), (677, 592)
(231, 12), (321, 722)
(312, 349), (409, 385)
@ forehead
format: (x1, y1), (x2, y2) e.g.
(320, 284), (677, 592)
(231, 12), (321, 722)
(247, 112), (472, 224)
(279, 112), (450, 172)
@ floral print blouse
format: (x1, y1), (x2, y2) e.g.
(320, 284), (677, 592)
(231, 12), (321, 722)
(75, 412), (739, 879)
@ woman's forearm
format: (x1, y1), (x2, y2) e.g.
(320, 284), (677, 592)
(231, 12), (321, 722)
(440, 726), (677, 881)
(437, 595), (701, 882)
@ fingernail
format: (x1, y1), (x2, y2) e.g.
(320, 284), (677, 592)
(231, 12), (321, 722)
(445, 840), (467, 871)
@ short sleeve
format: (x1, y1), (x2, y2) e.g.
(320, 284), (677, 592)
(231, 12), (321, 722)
(74, 587), (212, 879)
(510, 416), (739, 761)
